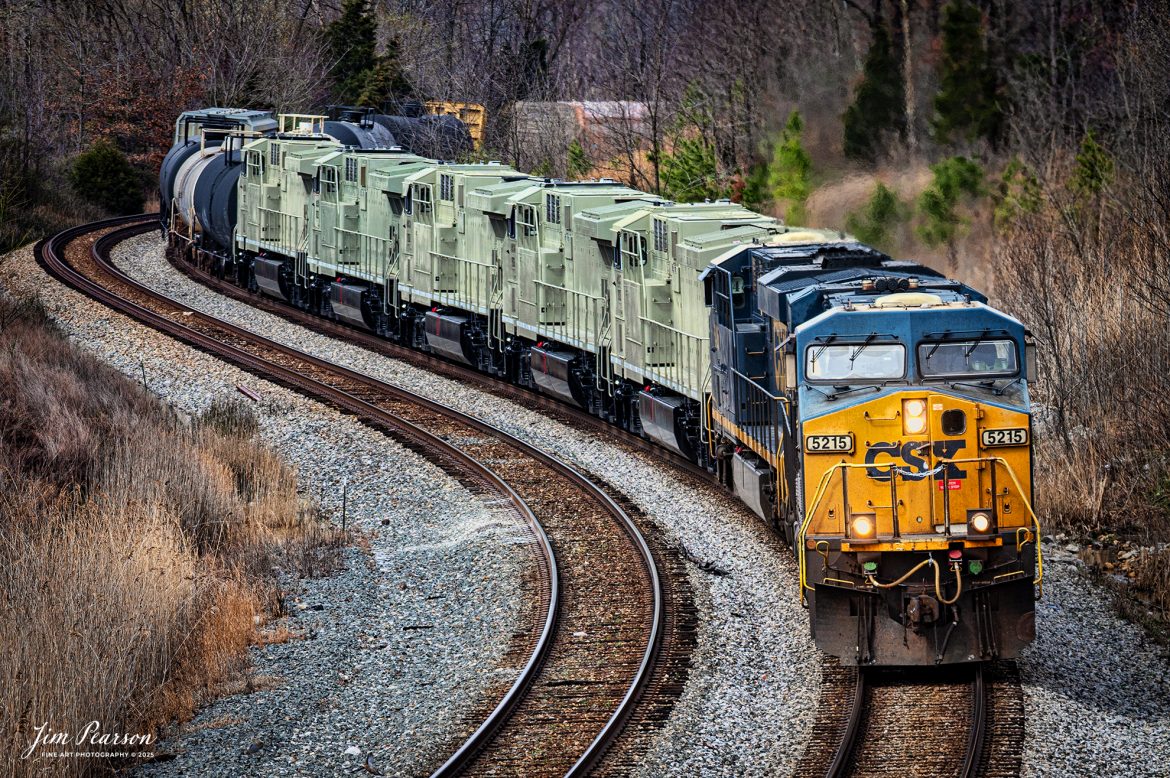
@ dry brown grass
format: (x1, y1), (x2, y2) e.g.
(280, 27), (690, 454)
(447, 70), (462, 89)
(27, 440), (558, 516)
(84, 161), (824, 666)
(995, 150), (1170, 640)
(0, 294), (341, 776)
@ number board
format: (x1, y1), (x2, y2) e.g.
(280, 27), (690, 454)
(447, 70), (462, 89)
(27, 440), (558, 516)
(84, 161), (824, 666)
(805, 434), (854, 453)
(980, 427), (1029, 447)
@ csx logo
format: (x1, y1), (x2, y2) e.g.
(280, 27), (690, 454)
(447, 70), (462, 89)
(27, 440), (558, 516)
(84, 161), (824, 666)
(864, 441), (967, 481)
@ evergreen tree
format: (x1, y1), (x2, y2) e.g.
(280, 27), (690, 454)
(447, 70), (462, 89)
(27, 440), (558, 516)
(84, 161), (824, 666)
(660, 136), (725, 203)
(70, 140), (143, 215)
(993, 158), (1042, 232)
(768, 111), (812, 224)
(932, 1), (1002, 146)
(566, 139), (591, 179)
(739, 161), (771, 211)
(328, 0), (411, 106)
(1070, 130), (1113, 198)
(917, 156), (983, 268)
(842, 26), (905, 163)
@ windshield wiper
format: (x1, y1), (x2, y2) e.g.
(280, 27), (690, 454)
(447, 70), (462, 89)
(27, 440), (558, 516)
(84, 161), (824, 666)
(828, 385), (882, 401)
(849, 332), (878, 366)
(811, 334), (837, 365)
(804, 383), (882, 401)
(994, 376), (1024, 396)
(946, 379), (997, 393)
(963, 328), (993, 358)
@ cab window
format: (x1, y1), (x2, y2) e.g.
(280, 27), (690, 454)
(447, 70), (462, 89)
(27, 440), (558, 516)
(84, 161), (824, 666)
(918, 339), (1018, 378)
(806, 343), (905, 382)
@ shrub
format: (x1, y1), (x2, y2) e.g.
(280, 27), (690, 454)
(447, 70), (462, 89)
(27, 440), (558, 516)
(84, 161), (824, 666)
(69, 140), (144, 215)
(916, 155), (984, 248)
(845, 182), (907, 251)
(0, 293), (337, 776)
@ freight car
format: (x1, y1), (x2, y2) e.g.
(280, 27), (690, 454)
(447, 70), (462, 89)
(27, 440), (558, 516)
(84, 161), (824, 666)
(161, 110), (1042, 666)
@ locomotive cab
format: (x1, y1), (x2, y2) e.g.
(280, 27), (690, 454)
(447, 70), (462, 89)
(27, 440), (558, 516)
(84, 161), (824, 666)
(705, 241), (1042, 666)
(797, 296), (1039, 665)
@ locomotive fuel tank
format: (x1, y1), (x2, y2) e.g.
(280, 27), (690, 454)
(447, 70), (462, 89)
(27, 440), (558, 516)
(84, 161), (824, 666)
(331, 283), (378, 330)
(530, 344), (590, 408)
(252, 257), (290, 301)
(424, 310), (476, 365)
(637, 391), (697, 460)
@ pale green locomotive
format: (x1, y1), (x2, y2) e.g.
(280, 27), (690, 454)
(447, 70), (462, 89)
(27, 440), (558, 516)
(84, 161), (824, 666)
(173, 112), (842, 459)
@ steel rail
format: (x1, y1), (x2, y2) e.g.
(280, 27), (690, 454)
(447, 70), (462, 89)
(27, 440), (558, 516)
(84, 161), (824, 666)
(961, 664), (987, 778)
(823, 664), (988, 778)
(39, 215), (664, 777)
(825, 667), (867, 778)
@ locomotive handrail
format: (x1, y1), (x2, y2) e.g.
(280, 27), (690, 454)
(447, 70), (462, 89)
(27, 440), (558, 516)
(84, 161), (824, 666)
(938, 456), (1044, 594)
(797, 457), (1043, 602)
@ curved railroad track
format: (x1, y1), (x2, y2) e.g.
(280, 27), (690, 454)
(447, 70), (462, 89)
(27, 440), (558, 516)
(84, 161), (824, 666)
(798, 660), (1024, 778)
(37, 215), (674, 776)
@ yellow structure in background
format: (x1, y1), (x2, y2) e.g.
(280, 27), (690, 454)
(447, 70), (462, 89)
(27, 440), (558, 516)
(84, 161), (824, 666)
(426, 100), (486, 149)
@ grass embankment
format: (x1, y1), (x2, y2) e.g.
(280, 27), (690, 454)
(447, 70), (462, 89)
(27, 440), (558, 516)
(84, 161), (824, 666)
(0, 294), (340, 776)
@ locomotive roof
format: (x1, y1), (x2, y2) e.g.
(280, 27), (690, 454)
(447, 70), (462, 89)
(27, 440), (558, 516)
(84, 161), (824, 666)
(703, 240), (987, 329)
(574, 198), (663, 240)
(755, 243), (984, 326)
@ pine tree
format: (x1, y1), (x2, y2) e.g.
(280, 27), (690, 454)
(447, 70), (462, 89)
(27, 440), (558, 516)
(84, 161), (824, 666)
(660, 136), (725, 203)
(842, 26), (905, 163)
(1070, 130), (1113, 198)
(845, 183), (907, 251)
(768, 111), (812, 224)
(328, 0), (411, 106)
(566, 139), (591, 179)
(917, 156), (983, 268)
(932, 1), (1002, 146)
(993, 158), (1042, 232)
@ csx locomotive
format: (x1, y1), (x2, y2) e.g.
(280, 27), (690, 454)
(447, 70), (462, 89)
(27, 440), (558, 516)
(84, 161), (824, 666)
(161, 108), (1042, 665)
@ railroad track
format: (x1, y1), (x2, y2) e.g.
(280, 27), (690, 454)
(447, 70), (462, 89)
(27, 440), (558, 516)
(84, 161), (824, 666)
(37, 215), (675, 776)
(798, 660), (1023, 778)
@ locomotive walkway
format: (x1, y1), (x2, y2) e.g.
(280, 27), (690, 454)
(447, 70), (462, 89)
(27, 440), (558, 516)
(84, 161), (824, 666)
(37, 215), (673, 776)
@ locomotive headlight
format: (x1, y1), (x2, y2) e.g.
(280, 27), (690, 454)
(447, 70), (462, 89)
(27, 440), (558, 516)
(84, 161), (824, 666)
(967, 510), (995, 535)
(902, 399), (928, 435)
(850, 513), (877, 540)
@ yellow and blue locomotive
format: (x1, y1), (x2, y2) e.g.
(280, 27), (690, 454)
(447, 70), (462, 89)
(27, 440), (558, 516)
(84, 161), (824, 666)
(705, 242), (1041, 665)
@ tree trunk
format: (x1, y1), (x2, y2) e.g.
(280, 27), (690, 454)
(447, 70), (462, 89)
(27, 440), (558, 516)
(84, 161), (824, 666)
(901, 0), (916, 152)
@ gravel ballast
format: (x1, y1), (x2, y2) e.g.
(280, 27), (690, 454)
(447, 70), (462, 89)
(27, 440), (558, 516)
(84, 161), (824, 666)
(1, 244), (533, 777)
(4, 232), (1169, 775)
(112, 235), (824, 776)
(112, 236), (1170, 776)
